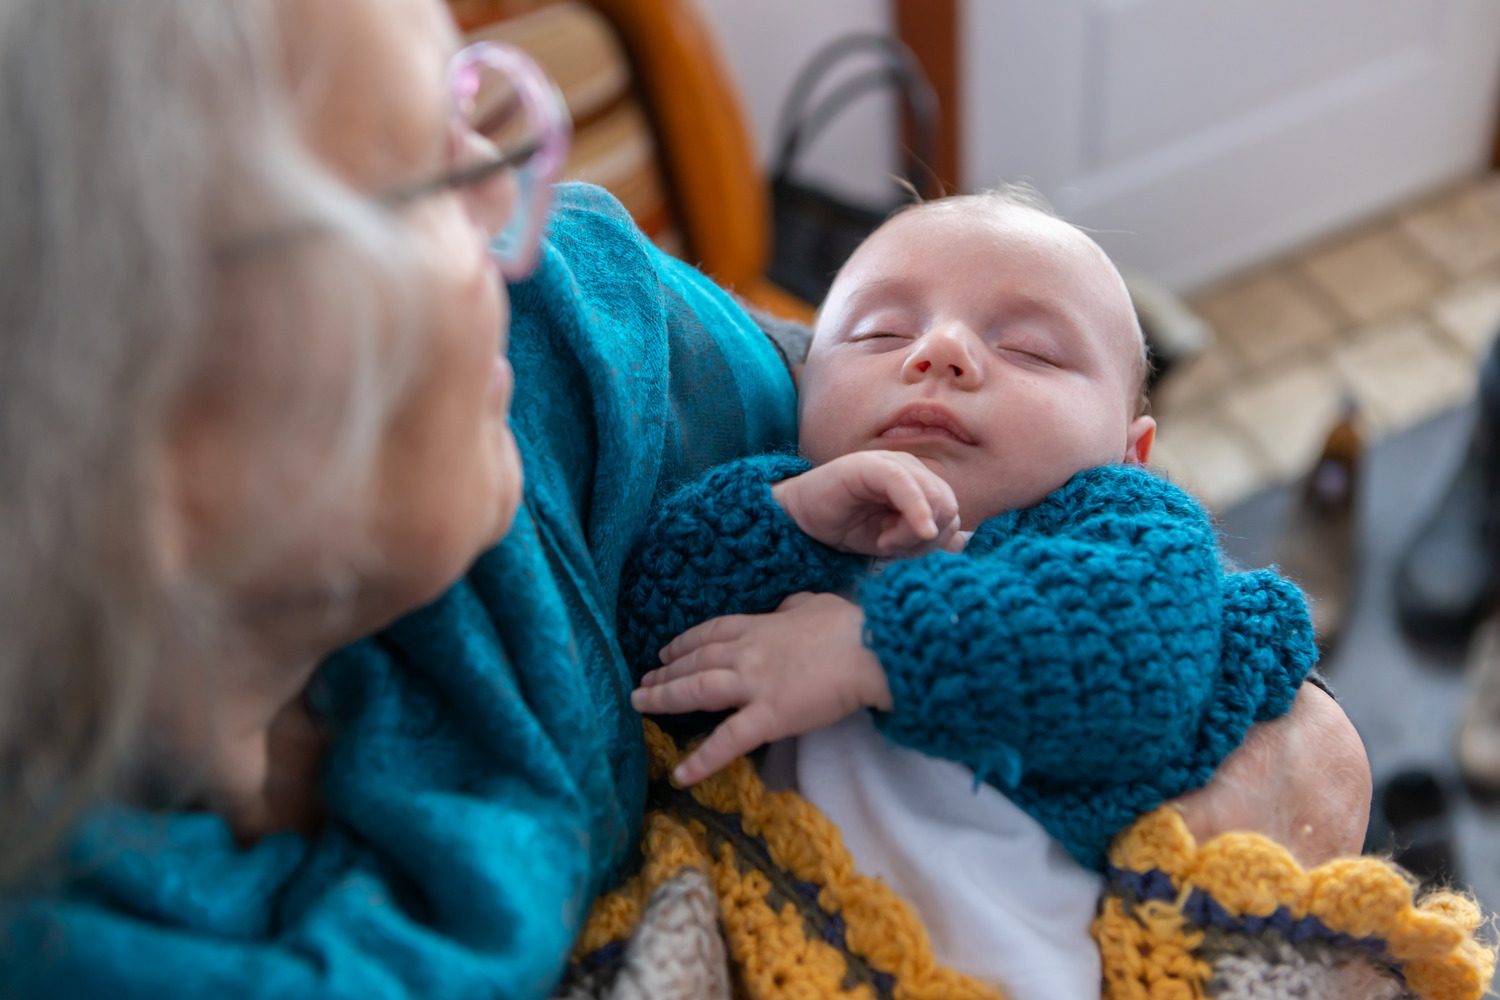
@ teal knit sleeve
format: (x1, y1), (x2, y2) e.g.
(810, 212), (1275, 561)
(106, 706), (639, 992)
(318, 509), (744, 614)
(865, 465), (1316, 869)
(867, 465), (1223, 787)
(617, 453), (866, 677)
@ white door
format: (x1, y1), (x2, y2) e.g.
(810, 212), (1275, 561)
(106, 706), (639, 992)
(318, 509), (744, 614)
(964, 0), (1500, 289)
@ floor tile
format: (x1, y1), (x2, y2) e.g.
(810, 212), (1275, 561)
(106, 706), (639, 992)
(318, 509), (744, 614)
(1332, 319), (1477, 432)
(1150, 348), (1240, 418)
(1218, 358), (1348, 480)
(1430, 272), (1500, 357)
(1397, 180), (1500, 277)
(1189, 268), (1340, 369)
(1298, 225), (1445, 324)
(1150, 415), (1272, 511)
(1214, 408), (1500, 914)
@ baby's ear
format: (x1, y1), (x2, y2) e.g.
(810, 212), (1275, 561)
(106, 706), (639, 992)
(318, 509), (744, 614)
(1124, 415), (1155, 466)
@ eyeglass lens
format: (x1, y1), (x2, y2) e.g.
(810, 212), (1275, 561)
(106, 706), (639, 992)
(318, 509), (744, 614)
(455, 57), (542, 157)
(450, 43), (569, 280)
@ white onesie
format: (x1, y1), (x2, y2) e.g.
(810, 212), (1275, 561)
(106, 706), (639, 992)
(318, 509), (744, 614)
(762, 711), (1104, 1000)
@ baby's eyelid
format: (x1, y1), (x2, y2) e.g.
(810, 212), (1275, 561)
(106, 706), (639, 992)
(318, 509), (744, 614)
(997, 342), (1062, 366)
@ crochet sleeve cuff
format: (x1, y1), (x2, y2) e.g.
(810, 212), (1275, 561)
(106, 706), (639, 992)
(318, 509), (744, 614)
(1194, 568), (1318, 762)
(617, 453), (865, 674)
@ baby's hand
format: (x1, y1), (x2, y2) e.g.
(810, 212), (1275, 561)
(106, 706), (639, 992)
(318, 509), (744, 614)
(772, 451), (964, 558)
(630, 592), (892, 785)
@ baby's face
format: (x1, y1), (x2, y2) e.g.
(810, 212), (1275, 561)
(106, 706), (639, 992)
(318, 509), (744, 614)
(799, 202), (1154, 527)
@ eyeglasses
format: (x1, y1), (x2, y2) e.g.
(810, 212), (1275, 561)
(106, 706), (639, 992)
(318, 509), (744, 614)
(429, 40), (571, 280)
(221, 41), (571, 280)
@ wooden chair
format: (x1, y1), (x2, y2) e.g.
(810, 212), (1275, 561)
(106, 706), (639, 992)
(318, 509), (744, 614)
(450, 0), (813, 320)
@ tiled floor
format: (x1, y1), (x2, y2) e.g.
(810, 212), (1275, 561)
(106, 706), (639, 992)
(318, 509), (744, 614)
(1218, 406), (1500, 914)
(1152, 172), (1500, 509)
(1161, 177), (1500, 913)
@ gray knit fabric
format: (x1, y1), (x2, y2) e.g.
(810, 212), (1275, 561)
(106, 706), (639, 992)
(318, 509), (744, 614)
(1210, 941), (1406, 1000)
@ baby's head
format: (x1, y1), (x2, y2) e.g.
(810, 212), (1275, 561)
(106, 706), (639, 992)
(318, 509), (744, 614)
(798, 189), (1155, 527)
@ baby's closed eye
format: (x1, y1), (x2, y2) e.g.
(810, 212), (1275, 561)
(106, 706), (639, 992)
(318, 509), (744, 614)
(995, 340), (1066, 369)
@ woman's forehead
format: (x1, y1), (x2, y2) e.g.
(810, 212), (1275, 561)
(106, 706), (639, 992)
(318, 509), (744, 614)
(280, 0), (456, 189)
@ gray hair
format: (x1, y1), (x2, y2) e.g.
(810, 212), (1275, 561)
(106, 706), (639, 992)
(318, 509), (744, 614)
(0, 0), (422, 879)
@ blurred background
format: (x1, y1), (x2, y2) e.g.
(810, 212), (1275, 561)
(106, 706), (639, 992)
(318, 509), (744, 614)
(450, 0), (1500, 910)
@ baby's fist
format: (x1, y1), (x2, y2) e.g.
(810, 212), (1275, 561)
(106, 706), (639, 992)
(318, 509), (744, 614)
(772, 451), (963, 558)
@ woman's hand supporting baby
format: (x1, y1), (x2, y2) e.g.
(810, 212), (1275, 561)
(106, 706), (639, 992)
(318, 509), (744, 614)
(1172, 683), (1371, 865)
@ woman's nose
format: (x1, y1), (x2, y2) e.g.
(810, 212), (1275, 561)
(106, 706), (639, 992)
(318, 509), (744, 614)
(903, 326), (983, 387)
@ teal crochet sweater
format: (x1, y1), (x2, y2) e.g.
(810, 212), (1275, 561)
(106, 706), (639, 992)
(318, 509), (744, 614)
(617, 453), (1318, 870)
(0, 185), (800, 998)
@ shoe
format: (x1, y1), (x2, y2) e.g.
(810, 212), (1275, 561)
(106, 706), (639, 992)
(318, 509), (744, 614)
(1364, 769), (1459, 890)
(1395, 337), (1500, 647)
(1273, 405), (1362, 658)
(1456, 607), (1500, 798)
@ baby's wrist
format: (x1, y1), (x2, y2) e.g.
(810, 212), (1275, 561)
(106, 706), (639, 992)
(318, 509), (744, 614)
(861, 660), (893, 712)
(840, 600), (892, 711)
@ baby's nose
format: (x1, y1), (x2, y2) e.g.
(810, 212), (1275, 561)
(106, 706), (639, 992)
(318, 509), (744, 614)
(912, 359), (966, 378)
(907, 328), (982, 385)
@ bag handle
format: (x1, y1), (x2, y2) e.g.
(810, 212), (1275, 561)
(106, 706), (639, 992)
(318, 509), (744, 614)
(771, 33), (940, 198)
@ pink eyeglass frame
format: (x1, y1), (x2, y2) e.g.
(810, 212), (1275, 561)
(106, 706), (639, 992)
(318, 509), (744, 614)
(220, 41), (571, 279)
(436, 40), (572, 280)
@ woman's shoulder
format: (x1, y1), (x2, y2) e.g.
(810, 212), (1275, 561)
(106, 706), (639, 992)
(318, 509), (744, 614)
(548, 182), (647, 240)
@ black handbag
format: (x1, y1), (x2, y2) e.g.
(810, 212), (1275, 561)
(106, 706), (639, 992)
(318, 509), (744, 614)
(767, 33), (940, 306)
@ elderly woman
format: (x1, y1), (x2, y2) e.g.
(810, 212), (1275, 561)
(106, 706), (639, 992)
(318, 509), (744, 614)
(0, 0), (1370, 996)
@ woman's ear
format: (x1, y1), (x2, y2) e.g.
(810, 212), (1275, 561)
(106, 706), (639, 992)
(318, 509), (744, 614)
(1125, 415), (1156, 466)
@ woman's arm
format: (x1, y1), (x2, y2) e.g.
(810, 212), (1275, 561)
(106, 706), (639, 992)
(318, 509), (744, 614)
(1174, 682), (1371, 866)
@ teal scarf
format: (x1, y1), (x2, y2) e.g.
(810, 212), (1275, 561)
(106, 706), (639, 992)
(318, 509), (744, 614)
(0, 184), (798, 999)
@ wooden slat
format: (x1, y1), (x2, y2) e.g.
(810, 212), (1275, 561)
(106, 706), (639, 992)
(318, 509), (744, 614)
(587, 0), (769, 289)
(894, 0), (961, 196)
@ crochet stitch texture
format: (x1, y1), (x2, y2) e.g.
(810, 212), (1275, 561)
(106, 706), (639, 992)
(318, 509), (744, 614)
(618, 456), (1317, 870)
(566, 721), (1494, 1000)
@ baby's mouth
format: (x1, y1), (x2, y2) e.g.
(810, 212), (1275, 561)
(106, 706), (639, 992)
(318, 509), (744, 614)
(878, 405), (977, 445)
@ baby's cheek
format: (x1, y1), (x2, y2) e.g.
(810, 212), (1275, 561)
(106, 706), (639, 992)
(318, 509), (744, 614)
(795, 367), (868, 462)
(796, 408), (853, 466)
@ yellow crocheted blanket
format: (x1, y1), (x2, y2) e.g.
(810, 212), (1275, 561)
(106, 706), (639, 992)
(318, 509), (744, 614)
(557, 722), (1494, 1000)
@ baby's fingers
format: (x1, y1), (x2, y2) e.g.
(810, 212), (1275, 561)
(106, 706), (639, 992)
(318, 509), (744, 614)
(640, 641), (730, 687)
(942, 528), (972, 554)
(631, 668), (748, 715)
(879, 513), (966, 558)
(929, 515), (965, 554)
(879, 465), (939, 541)
(657, 614), (750, 666)
(875, 513), (927, 556)
(673, 705), (774, 785)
